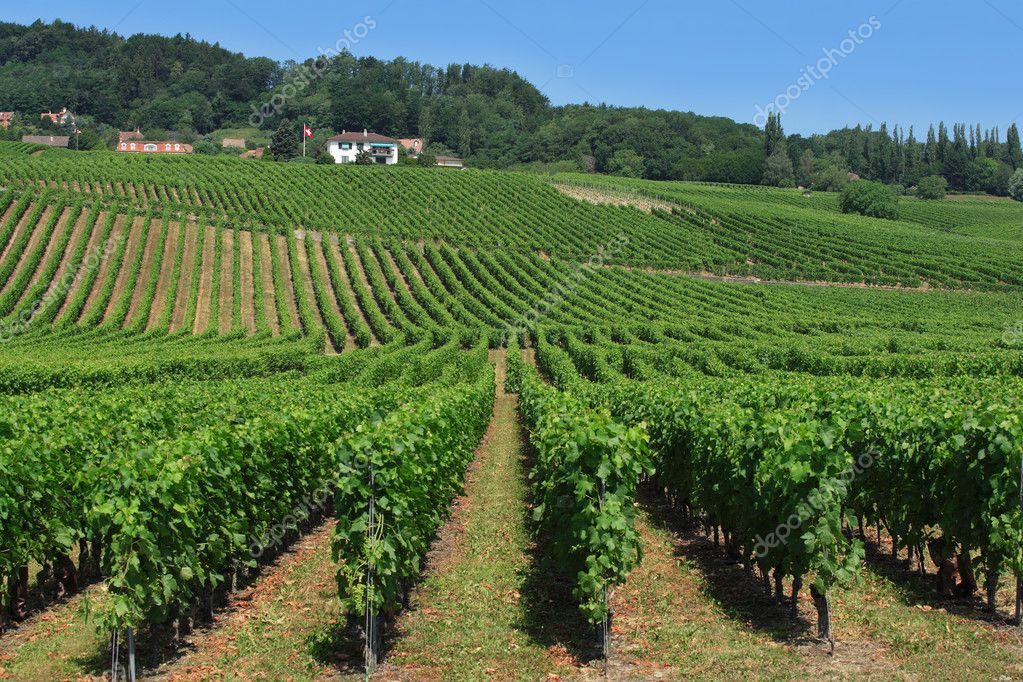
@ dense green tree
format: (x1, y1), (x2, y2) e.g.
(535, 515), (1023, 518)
(916, 175), (948, 200)
(797, 149), (816, 187)
(1007, 124), (1022, 169)
(1009, 169), (1023, 202)
(812, 165), (849, 192)
(763, 146), (795, 187)
(269, 118), (299, 160)
(607, 148), (645, 178)
(840, 180), (899, 219)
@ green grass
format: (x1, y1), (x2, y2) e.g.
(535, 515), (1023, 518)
(383, 352), (571, 680)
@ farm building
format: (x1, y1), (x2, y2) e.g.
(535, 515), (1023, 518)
(22, 135), (69, 148)
(436, 155), (465, 168)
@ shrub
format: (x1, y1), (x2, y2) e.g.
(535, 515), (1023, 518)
(812, 165), (848, 192)
(1009, 168), (1023, 202)
(917, 175), (948, 201)
(840, 180), (899, 220)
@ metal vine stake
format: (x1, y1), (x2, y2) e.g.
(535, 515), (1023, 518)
(109, 627), (136, 682)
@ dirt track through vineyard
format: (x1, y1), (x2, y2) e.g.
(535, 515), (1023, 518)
(193, 225), (216, 334)
(256, 232), (280, 335)
(238, 229), (256, 333)
(218, 229), (234, 334)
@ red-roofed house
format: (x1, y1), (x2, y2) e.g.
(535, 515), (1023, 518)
(41, 107), (73, 125)
(399, 138), (425, 157)
(0, 112), (13, 129)
(117, 140), (193, 154)
(327, 130), (399, 165)
(241, 147), (264, 159)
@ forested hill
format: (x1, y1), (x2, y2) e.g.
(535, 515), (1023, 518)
(1, 19), (1021, 193)
(0, 19), (763, 174)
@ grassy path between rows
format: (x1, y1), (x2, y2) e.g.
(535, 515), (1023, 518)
(375, 349), (571, 680)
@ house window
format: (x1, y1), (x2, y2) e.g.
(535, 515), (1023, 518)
(129, 143), (136, 150)
(341, 142), (351, 150)
(174, 144), (180, 151)
(166, 143), (172, 151)
(144, 144), (157, 151)
(120, 143), (126, 150)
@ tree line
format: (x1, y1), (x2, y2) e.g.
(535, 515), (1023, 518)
(1, 19), (1020, 198)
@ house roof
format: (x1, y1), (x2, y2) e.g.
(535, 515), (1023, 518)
(119, 129), (143, 143)
(22, 135), (69, 147)
(400, 138), (424, 153)
(328, 130), (399, 144)
(241, 147), (264, 159)
(0, 112), (13, 120)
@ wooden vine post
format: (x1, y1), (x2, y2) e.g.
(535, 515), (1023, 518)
(599, 477), (610, 676)
(1017, 452), (1022, 627)
(364, 460), (380, 674)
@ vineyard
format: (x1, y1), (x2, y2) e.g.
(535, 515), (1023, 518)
(0, 143), (1022, 680)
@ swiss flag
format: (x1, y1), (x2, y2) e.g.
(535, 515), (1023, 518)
(303, 124), (313, 138)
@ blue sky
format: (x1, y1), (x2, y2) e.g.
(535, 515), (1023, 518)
(5, 0), (1022, 135)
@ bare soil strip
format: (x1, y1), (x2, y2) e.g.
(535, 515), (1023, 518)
(218, 229), (234, 334)
(169, 223), (200, 333)
(256, 232), (280, 336)
(77, 213), (127, 324)
(292, 231), (332, 351)
(327, 237), (376, 346)
(101, 214), (146, 323)
(630, 266), (935, 293)
(274, 234), (302, 332)
(552, 182), (678, 214)
(0, 202), (48, 270)
(238, 230), (256, 334)
(145, 222), (182, 331)
(0, 204), (63, 298)
(29, 207), (91, 319)
(0, 197), (20, 227)
(308, 231), (354, 351)
(54, 211), (109, 323)
(17, 205), (73, 295)
(192, 226), (216, 334)
(124, 215), (164, 328)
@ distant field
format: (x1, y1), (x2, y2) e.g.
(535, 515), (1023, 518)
(1, 143), (1022, 288)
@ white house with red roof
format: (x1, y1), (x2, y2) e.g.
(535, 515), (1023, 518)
(327, 129), (399, 165)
